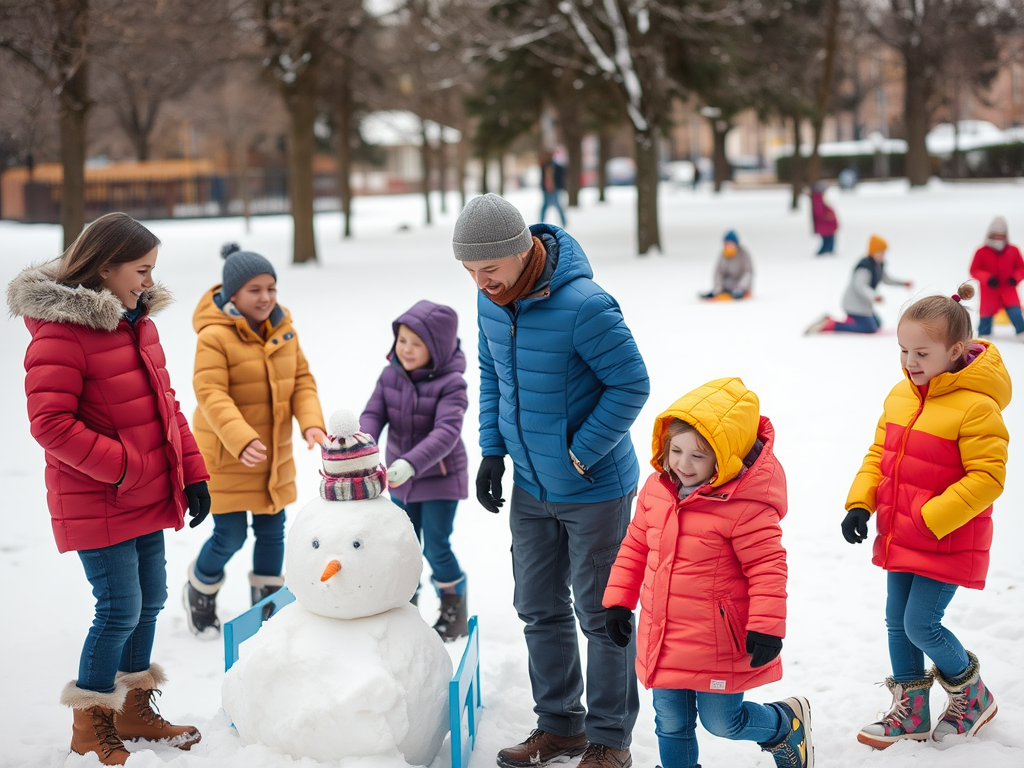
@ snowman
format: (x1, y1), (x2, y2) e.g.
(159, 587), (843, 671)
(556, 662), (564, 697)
(222, 410), (453, 765)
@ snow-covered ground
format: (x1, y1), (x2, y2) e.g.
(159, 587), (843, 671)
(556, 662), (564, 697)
(2, 179), (1023, 768)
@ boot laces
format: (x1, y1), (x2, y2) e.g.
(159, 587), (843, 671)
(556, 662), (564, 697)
(91, 708), (125, 757)
(944, 689), (969, 720)
(881, 689), (910, 726)
(134, 687), (166, 727)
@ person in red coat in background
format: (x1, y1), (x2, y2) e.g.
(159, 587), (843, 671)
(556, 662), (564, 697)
(810, 180), (838, 255)
(7, 213), (211, 766)
(602, 379), (813, 768)
(969, 216), (1024, 337)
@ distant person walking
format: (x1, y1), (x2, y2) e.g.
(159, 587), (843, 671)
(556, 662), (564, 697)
(540, 150), (567, 227)
(969, 216), (1024, 338)
(810, 181), (838, 255)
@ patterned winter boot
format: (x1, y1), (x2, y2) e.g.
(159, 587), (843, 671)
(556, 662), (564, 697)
(857, 673), (933, 749)
(433, 575), (468, 642)
(759, 696), (813, 768)
(183, 559), (224, 639)
(61, 680), (131, 766)
(113, 665), (201, 750)
(249, 571), (286, 620)
(932, 651), (998, 741)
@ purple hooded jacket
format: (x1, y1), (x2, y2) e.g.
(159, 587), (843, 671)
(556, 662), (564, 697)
(360, 301), (469, 504)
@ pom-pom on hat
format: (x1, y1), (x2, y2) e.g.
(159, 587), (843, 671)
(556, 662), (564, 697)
(452, 193), (533, 262)
(319, 410), (387, 501)
(868, 234), (888, 257)
(986, 216), (1008, 252)
(219, 243), (278, 303)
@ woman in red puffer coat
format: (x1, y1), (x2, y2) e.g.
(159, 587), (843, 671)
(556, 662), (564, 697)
(602, 379), (812, 768)
(7, 213), (210, 765)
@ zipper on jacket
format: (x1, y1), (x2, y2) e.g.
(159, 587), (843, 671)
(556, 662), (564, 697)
(508, 312), (541, 498)
(887, 396), (926, 566)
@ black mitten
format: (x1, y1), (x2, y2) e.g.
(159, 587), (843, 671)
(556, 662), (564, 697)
(746, 631), (783, 668)
(988, 276), (1000, 288)
(185, 481), (211, 528)
(605, 606), (633, 648)
(475, 456), (506, 513)
(842, 508), (871, 544)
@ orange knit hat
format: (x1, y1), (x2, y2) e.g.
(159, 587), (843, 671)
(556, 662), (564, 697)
(868, 234), (888, 256)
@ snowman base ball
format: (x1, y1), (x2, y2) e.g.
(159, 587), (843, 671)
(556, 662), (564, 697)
(223, 601), (452, 764)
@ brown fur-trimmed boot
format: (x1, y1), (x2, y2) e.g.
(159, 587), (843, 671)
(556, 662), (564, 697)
(61, 680), (131, 765)
(113, 665), (201, 750)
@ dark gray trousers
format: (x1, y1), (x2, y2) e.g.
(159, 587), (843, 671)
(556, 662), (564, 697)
(509, 484), (640, 749)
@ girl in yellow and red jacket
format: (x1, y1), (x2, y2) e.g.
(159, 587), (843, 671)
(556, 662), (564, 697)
(603, 379), (813, 768)
(843, 282), (1008, 750)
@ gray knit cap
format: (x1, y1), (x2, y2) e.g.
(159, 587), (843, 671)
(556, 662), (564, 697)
(452, 194), (533, 261)
(220, 244), (277, 302)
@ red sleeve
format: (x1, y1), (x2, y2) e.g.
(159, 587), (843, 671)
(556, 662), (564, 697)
(969, 247), (989, 281)
(602, 485), (652, 610)
(731, 502), (788, 638)
(1011, 246), (1024, 283)
(175, 407), (209, 484)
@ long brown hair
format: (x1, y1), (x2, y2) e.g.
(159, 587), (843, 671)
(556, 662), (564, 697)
(900, 282), (975, 350)
(56, 213), (160, 289)
(660, 418), (713, 473)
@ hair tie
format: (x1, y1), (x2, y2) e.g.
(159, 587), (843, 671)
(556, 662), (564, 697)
(952, 294), (961, 302)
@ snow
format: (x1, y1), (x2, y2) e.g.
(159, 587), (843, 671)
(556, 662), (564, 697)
(3, 179), (1024, 768)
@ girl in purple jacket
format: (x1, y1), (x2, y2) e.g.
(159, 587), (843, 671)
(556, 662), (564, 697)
(360, 300), (470, 641)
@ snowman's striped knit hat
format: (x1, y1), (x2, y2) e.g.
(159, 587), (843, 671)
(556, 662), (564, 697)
(320, 410), (387, 501)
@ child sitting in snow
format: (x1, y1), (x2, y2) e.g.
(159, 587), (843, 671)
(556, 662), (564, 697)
(842, 283), (1005, 749)
(185, 244), (327, 638)
(805, 234), (912, 334)
(700, 230), (753, 300)
(602, 378), (813, 768)
(359, 300), (470, 641)
(969, 216), (1024, 338)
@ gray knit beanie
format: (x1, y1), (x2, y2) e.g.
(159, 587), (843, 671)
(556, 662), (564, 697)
(220, 243), (277, 302)
(452, 194), (533, 261)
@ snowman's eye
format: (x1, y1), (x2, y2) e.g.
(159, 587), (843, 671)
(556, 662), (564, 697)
(311, 539), (320, 549)
(352, 540), (362, 549)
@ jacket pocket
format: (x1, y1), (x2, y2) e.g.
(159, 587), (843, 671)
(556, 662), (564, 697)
(592, 545), (621, 612)
(718, 600), (745, 656)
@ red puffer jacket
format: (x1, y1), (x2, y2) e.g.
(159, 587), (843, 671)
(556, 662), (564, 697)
(969, 243), (1024, 317)
(8, 264), (209, 553)
(604, 378), (788, 694)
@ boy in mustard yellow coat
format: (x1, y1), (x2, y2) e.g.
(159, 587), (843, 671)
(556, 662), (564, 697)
(184, 245), (326, 638)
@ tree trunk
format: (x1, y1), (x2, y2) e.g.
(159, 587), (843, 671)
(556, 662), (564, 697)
(711, 121), (731, 193)
(421, 120), (432, 226)
(456, 137), (467, 208)
(903, 53), (930, 186)
(480, 153), (489, 195)
(790, 114), (804, 212)
(335, 63), (353, 238)
(498, 154), (505, 196)
(57, 0), (91, 249)
(560, 109), (583, 207)
(597, 131), (610, 203)
(282, 64), (318, 263)
(807, 0), (840, 185)
(634, 128), (661, 255)
(438, 137), (448, 214)
(239, 146), (252, 233)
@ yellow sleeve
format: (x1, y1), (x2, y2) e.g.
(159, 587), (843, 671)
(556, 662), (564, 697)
(845, 409), (887, 513)
(193, 331), (259, 458)
(922, 401), (1008, 539)
(290, 341), (325, 435)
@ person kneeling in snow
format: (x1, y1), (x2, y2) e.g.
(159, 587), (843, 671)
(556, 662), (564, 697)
(805, 234), (911, 335)
(700, 230), (753, 300)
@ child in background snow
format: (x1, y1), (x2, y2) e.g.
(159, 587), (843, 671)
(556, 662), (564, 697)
(805, 234), (912, 334)
(184, 244), (326, 638)
(360, 300), (470, 641)
(602, 379), (813, 768)
(969, 216), (1024, 338)
(7, 213), (208, 764)
(810, 180), (838, 255)
(699, 230), (753, 300)
(843, 283), (1006, 749)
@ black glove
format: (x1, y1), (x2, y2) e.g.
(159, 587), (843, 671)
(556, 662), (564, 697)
(699, 291), (716, 300)
(1010, 277), (1018, 287)
(988, 276), (1000, 288)
(746, 630), (783, 668)
(842, 507), (871, 544)
(475, 456), (506, 513)
(184, 481), (211, 528)
(605, 606), (633, 648)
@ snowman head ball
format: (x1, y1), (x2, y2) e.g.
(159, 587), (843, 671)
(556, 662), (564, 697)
(285, 410), (422, 619)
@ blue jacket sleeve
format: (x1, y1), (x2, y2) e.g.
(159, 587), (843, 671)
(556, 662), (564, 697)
(478, 315), (506, 457)
(569, 293), (650, 468)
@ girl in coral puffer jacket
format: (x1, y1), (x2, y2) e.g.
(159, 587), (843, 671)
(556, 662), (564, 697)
(843, 282), (1008, 750)
(603, 379), (813, 768)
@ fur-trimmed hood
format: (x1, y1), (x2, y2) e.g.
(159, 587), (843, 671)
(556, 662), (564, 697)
(7, 262), (172, 332)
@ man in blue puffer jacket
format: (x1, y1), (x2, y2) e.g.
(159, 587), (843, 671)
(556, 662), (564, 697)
(453, 194), (649, 768)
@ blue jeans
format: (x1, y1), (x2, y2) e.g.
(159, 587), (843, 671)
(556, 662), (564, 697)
(76, 531), (167, 693)
(832, 313), (880, 333)
(195, 510), (286, 583)
(390, 498), (462, 585)
(817, 234), (835, 254)
(886, 571), (969, 681)
(509, 485), (639, 749)
(540, 191), (566, 226)
(652, 688), (787, 768)
(978, 304), (1024, 335)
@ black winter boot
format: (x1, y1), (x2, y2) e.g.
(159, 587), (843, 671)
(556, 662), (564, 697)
(183, 560), (223, 639)
(432, 575), (468, 642)
(249, 571), (285, 620)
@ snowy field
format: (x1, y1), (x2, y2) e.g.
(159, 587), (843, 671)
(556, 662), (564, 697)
(2, 179), (1023, 768)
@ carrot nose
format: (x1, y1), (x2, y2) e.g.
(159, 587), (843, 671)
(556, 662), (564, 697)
(320, 560), (341, 582)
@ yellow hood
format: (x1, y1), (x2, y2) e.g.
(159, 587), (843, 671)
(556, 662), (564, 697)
(651, 377), (761, 487)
